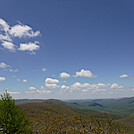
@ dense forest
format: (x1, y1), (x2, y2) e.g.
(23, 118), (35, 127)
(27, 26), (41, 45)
(19, 100), (127, 134)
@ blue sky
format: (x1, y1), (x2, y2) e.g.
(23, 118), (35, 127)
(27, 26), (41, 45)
(0, 0), (134, 99)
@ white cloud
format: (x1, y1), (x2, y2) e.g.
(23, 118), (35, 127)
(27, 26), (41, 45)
(60, 82), (111, 94)
(71, 82), (82, 89)
(0, 62), (18, 72)
(18, 41), (40, 52)
(14, 69), (18, 72)
(120, 74), (128, 78)
(45, 90), (51, 94)
(40, 86), (45, 90)
(59, 82), (125, 95)
(45, 78), (59, 84)
(92, 88), (107, 93)
(40, 86), (51, 94)
(9, 69), (18, 72)
(1, 41), (15, 51)
(45, 83), (59, 89)
(25, 90), (36, 94)
(111, 83), (124, 89)
(25, 86), (51, 94)
(74, 69), (95, 78)
(7, 91), (20, 95)
(45, 78), (59, 89)
(61, 85), (69, 90)
(60, 72), (70, 78)
(69, 82), (109, 90)
(0, 19), (11, 42)
(0, 62), (10, 68)
(0, 18), (10, 32)
(42, 68), (46, 72)
(22, 79), (27, 83)
(82, 89), (89, 93)
(29, 86), (37, 91)
(9, 23), (40, 38)
(0, 18), (40, 54)
(0, 77), (6, 81)
(9, 69), (13, 72)
(0, 34), (11, 42)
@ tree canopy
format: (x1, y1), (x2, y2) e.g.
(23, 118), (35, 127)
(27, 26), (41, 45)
(0, 91), (32, 134)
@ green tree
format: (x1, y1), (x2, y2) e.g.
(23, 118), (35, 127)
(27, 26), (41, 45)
(0, 91), (32, 134)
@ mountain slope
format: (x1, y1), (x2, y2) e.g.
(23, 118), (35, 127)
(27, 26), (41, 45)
(116, 115), (134, 134)
(66, 97), (134, 117)
(18, 99), (126, 133)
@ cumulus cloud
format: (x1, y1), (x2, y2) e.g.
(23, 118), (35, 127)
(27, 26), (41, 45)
(9, 23), (40, 38)
(0, 77), (6, 81)
(45, 84), (59, 89)
(18, 41), (40, 52)
(9, 69), (13, 72)
(0, 19), (11, 42)
(45, 78), (59, 89)
(0, 62), (10, 68)
(9, 69), (18, 72)
(61, 85), (69, 90)
(0, 18), (10, 32)
(7, 91), (20, 95)
(120, 74), (128, 78)
(74, 69), (95, 78)
(0, 18), (40, 53)
(45, 78), (59, 84)
(0, 18), (40, 39)
(0, 34), (11, 42)
(29, 86), (37, 91)
(25, 86), (51, 94)
(111, 83), (124, 89)
(22, 79), (27, 83)
(0, 19), (12, 43)
(70, 82), (109, 91)
(1, 41), (15, 51)
(60, 72), (70, 78)
(0, 62), (18, 73)
(40, 86), (51, 94)
(59, 81), (126, 95)
(92, 88), (106, 93)
(71, 82), (82, 90)
(42, 68), (46, 72)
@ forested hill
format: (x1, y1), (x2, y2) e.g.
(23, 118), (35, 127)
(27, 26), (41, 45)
(65, 97), (134, 117)
(15, 98), (134, 133)
(14, 99), (127, 133)
(16, 97), (134, 117)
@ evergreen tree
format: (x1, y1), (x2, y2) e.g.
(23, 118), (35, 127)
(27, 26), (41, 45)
(0, 91), (32, 134)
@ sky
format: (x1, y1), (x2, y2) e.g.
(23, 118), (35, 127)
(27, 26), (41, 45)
(0, 0), (134, 99)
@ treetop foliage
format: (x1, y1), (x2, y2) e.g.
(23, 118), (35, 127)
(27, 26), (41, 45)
(0, 91), (32, 134)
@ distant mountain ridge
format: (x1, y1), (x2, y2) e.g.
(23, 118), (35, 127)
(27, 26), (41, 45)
(64, 97), (134, 117)
(15, 97), (134, 133)
(15, 97), (134, 117)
